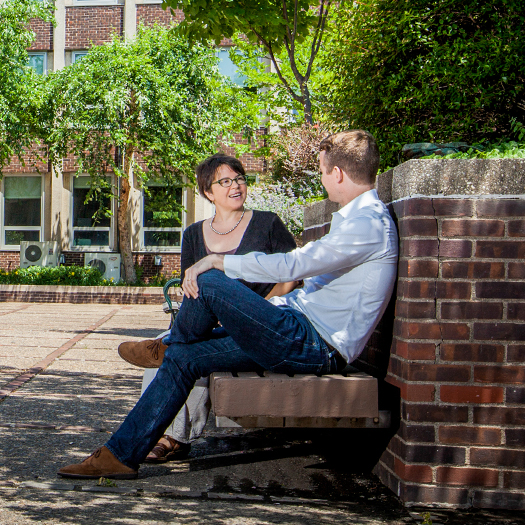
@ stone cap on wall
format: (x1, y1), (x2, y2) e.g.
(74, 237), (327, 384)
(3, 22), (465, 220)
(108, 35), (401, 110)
(303, 198), (340, 229)
(377, 158), (525, 204)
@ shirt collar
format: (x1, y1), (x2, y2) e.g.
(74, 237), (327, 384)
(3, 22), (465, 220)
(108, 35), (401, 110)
(332, 189), (379, 226)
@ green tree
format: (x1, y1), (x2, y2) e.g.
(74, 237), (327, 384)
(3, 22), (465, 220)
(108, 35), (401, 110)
(44, 26), (257, 282)
(166, 0), (332, 124)
(326, 0), (525, 169)
(0, 0), (54, 173)
(228, 32), (334, 124)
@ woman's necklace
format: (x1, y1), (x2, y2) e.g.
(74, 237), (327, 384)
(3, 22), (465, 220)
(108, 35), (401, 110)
(210, 209), (245, 235)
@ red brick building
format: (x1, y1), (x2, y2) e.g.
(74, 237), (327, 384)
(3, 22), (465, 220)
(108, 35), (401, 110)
(2, 0), (265, 280)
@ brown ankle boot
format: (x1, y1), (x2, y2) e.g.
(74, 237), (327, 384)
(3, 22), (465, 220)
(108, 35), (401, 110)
(118, 338), (167, 368)
(58, 446), (138, 479)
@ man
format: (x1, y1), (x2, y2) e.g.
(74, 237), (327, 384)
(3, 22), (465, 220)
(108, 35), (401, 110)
(58, 130), (399, 479)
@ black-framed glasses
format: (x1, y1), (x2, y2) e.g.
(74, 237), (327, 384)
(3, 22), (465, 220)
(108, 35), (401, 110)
(211, 175), (247, 188)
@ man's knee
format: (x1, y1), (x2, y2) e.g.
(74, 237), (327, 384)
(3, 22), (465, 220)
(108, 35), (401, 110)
(197, 269), (232, 294)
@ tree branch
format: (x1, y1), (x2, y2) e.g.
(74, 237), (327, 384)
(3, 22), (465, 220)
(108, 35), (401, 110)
(250, 26), (304, 104)
(305, 0), (331, 81)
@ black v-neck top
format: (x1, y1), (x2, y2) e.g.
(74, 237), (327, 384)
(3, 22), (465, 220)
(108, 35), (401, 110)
(180, 210), (296, 297)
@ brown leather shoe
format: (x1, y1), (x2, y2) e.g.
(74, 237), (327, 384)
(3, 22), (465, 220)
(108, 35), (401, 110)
(58, 446), (138, 479)
(118, 338), (167, 368)
(144, 435), (191, 464)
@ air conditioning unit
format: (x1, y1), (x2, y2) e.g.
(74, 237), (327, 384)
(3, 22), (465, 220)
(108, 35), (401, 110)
(84, 253), (121, 282)
(20, 241), (60, 268)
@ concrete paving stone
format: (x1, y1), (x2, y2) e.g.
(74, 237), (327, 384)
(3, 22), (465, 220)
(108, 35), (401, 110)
(81, 332), (161, 341)
(0, 342), (62, 351)
(0, 357), (51, 371)
(0, 488), (413, 525)
(57, 348), (123, 361)
(0, 348), (58, 359)
(0, 337), (72, 348)
(0, 372), (19, 386)
(0, 390), (139, 429)
(65, 340), (122, 350)
(48, 358), (146, 375)
(5, 369), (142, 396)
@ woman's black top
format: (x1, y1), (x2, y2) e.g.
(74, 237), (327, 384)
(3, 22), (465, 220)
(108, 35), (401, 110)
(180, 210), (297, 298)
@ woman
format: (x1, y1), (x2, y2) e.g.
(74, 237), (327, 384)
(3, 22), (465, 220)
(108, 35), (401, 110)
(119, 153), (298, 463)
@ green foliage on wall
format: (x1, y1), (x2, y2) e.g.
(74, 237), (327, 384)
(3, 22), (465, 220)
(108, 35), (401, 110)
(326, 0), (525, 168)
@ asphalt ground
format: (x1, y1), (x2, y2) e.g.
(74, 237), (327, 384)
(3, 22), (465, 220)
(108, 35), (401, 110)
(0, 301), (524, 525)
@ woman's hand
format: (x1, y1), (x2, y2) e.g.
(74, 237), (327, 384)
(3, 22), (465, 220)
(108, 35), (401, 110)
(182, 254), (225, 299)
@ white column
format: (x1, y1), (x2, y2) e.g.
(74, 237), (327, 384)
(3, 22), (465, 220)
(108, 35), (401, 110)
(50, 0), (67, 246)
(123, 0), (137, 40)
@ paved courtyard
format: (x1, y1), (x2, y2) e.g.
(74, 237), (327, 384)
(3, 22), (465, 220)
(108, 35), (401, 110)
(0, 301), (524, 524)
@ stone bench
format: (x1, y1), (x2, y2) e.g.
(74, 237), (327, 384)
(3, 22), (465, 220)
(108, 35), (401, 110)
(210, 370), (390, 429)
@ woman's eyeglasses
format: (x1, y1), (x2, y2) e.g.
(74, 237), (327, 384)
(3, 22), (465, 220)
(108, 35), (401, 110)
(212, 175), (247, 188)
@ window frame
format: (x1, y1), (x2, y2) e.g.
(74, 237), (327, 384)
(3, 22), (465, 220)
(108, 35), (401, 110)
(71, 51), (89, 64)
(140, 182), (186, 252)
(69, 174), (115, 252)
(0, 175), (44, 250)
(73, 0), (123, 6)
(27, 52), (47, 75)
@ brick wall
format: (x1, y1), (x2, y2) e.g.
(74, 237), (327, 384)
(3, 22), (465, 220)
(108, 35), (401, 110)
(374, 196), (525, 510)
(3, 147), (49, 174)
(28, 18), (53, 51)
(65, 7), (123, 49)
(133, 252), (181, 281)
(136, 3), (183, 27)
(0, 252), (20, 272)
(219, 131), (267, 173)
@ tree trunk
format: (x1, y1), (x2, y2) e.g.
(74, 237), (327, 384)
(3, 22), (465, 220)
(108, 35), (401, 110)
(117, 145), (137, 283)
(301, 85), (314, 125)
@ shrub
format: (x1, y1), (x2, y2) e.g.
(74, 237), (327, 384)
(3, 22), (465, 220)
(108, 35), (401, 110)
(246, 180), (321, 237)
(422, 140), (525, 160)
(327, 0), (525, 169)
(267, 123), (334, 195)
(0, 265), (115, 286)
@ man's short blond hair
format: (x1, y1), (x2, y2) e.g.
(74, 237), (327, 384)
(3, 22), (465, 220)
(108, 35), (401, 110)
(319, 130), (380, 185)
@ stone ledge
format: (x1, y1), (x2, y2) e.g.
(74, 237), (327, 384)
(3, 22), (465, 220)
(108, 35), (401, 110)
(377, 158), (525, 203)
(0, 284), (182, 305)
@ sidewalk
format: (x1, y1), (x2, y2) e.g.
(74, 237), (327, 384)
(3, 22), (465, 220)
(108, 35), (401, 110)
(0, 301), (523, 524)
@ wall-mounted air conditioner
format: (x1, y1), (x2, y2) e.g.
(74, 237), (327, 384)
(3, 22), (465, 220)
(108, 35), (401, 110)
(84, 253), (121, 282)
(20, 241), (60, 268)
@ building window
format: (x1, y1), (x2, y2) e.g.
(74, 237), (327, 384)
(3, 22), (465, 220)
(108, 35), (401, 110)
(2, 176), (43, 247)
(142, 181), (184, 249)
(217, 48), (247, 87)
(72, 51), (88, 64)
(28, 52), (47, 75)
(72, 176), (112, 248)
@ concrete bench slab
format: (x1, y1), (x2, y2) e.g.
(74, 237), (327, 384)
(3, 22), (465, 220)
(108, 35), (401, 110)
(210, 371), (379, 421)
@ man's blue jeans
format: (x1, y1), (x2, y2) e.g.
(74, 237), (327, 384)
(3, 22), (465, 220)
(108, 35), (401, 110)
(106, 270), (342, 469)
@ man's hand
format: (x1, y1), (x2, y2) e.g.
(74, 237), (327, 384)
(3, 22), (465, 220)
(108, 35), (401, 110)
(182, 254), (225, 299)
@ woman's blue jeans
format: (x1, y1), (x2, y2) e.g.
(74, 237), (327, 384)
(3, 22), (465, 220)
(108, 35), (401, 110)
(106, 270), (341, 469)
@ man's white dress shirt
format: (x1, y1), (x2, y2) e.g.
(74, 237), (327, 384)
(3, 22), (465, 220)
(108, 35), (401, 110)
(224, 189), (399, 363)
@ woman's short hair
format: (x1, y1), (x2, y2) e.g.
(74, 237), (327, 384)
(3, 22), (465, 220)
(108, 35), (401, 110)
(319, 130), (380, 185)
(196, 153), (246, 202)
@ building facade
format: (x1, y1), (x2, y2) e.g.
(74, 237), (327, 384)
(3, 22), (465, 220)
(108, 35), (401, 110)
(1, 0), (264, 280)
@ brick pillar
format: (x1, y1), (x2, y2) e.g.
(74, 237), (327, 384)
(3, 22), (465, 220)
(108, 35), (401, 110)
(373, 159), (525, 510)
